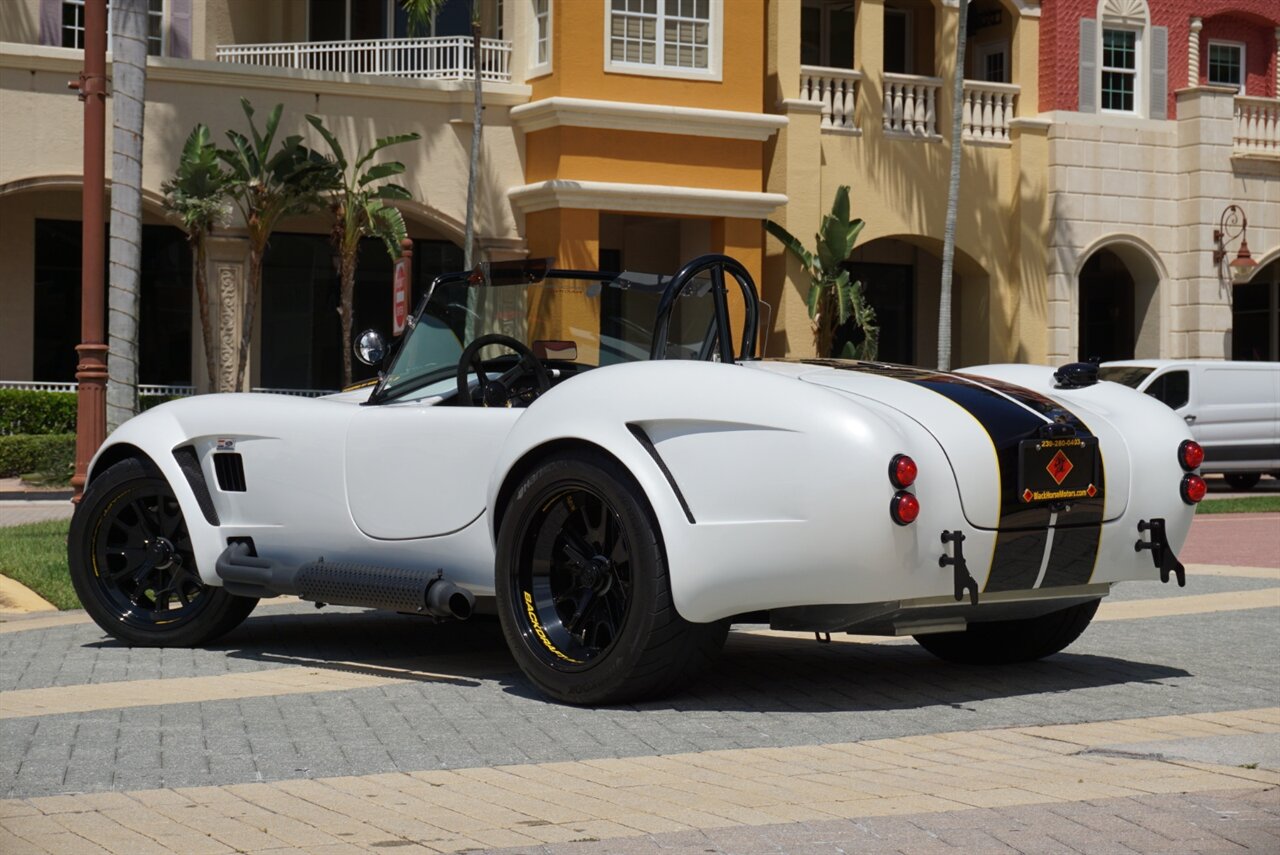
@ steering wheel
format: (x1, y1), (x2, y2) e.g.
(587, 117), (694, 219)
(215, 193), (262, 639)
(456, 334), (552, 407)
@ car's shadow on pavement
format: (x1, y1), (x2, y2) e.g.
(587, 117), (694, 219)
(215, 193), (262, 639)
(111, 606), (1192, 714)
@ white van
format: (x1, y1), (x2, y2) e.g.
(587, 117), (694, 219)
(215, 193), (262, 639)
(1099, 360), (1280, 490)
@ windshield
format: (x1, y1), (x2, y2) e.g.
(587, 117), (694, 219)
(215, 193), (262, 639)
(377, 269), (719, 401)
(1098, 366), (1155, 389)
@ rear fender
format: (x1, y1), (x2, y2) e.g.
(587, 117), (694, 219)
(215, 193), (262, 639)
(490, 361), (974, 622)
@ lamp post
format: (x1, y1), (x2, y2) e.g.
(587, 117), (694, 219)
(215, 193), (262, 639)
(1213, 204), (1258, 278)
(70, 0), (109, 500)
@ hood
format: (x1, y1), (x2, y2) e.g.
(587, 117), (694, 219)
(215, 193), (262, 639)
(746, 360), (1128, 530)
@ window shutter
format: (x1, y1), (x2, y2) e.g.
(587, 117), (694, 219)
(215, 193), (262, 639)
(38, 0), (61, 46)
(1078, 18), (1098, 113)
(1149, 25), (1168, 119)
(170, 0), (192, 58)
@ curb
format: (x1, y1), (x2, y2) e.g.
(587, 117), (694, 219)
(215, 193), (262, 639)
(0, 574), (59, 614)
(0, 491), (75, 501)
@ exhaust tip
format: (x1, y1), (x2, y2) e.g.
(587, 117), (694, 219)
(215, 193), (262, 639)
(425, 579), (475, 620)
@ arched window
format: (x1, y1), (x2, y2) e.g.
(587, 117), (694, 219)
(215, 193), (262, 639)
(1079, 0), (1168, 119)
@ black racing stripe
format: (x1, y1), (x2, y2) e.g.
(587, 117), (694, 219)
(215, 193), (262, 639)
(985, 528), (1051, 593)
(1039, 409), (1105, 588)
(804, 360), (1107, 591)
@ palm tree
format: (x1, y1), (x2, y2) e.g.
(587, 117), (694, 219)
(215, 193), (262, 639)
(106, 0), (148, 431)
(219, 99), (335, 390)
(403, 0), (481, 267)
(938, 0), (970, 371)
(161, 125), (230, 392)
(766, 186), (878, 360)
(306, 116), (421, 386)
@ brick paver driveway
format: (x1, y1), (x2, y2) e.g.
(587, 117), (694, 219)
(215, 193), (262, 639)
(1, 514), (1277, 854)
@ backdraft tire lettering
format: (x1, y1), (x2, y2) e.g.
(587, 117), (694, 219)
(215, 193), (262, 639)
(496, 450), (727, 705)
(69, 457), (257, 647)
(912, 599), (1101, 665)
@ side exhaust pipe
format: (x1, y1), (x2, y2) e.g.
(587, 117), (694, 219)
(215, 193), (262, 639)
(215, 543), (474, 619)
(425, 578), (475, 620)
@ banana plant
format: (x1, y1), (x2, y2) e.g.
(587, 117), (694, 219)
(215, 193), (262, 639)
(766, 185), (878, 360)
(161, 124), (231, 392)
(306, 115), (421, 387)
(219, 99), (337, 391)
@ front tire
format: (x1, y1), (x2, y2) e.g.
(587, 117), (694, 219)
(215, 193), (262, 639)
(69, 457), (257, 647)
(496, 451), (726, 705)
(913, 599), (1100, 665)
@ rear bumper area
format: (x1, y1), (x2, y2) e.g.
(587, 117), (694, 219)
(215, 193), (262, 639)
(769, 583), (1110, 636)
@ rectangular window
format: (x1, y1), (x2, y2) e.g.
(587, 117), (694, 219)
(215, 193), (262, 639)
(1207, 41), (1245, 93)
(1101, 28), (1138, 112)
(607, 0), (718, 78)
(531, 0), (551, 74)
(800, 0), (854, 69)
(62, 1), (165, 56)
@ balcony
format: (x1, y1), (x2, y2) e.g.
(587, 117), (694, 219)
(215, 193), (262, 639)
(1233, 96), (1280, 158)
(797, 69), (1023, 146)
(961, 80), (1019, 145)
(215, 36), (513, 83)
(882, 73), (942, 140)
(799, 66), (863, 133)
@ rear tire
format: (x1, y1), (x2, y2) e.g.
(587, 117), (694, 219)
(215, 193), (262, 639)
(69, 457), (257, 647)
(496, 451), (727, 705)
(1224, 472), (1261, 491)
(913, 599), (1100, 665)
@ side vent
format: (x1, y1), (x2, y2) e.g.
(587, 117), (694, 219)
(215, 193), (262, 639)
(213, 452), (247, 492)
(172, 445), (220, 525)
(626, 424), (696, 524)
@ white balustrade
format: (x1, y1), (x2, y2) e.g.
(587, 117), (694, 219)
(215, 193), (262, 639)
(799, 65), (863, 133)
(1233, 96), (1280, 157)
(883, 72), (942, 139)
(961, 80), (1020, 144)
(216, 36), (513, 83)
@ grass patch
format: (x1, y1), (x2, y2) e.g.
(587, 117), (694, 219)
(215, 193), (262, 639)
(1197, 496), (1280, 514)
(0, 520), (78, 610)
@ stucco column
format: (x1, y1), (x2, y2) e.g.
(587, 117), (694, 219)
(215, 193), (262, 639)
(855, 0), (885, 135)
(1010, 118), (1053, 365)
(193, 234), (251, 393)
(525, 208), (600, 363)
(1187, 18), (1202, 88)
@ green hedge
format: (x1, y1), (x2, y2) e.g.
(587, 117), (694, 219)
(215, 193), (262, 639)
(0, 390), (77, 435)
(0, 389), (183, 435)
(0, 434), (76, 478)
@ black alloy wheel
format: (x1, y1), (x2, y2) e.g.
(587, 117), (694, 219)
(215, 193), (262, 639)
(516, 484), (634, 668)
(69, 457), (257, 646)
(496, 451), (727, 705)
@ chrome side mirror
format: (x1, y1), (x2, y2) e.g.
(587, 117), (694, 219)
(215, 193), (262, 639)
(354, 329), (386, 366)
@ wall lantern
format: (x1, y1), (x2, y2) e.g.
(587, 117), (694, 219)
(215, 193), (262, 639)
(1213, 204), (1258, 275)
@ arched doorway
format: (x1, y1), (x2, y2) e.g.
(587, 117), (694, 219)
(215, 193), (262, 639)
(1076, 241), (1162, 362)
(1233, 257), (1279, 361)
(845, 236), (988, 366)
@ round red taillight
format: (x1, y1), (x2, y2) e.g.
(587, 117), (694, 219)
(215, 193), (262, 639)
(890, 454), (918, 489)
(1181, 474), (1207, 504)
(890, 491), (920, 525)
(1179, 440), (1204, 472)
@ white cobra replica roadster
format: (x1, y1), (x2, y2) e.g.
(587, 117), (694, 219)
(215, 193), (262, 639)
(70, 255), (1204, 704)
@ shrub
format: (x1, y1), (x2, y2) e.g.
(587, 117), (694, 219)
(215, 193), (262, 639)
(0, 389), (186, 435)
(0, 434), (76, 478)
(0, 390), (77, 435)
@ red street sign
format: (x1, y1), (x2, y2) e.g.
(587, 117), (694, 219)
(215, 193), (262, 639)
(392, 257), (410, 336)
